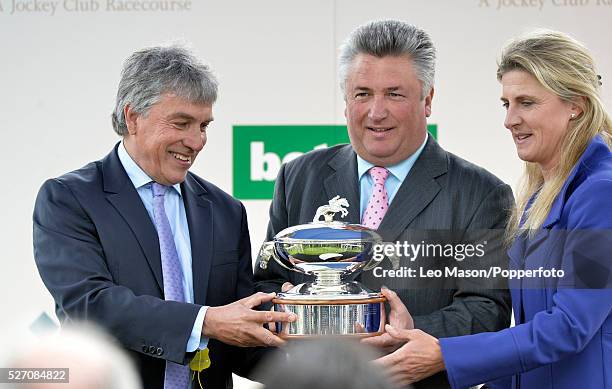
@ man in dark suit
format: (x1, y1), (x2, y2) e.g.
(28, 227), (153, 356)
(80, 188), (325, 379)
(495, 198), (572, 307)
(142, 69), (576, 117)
(33, 45), (295, 389)
(254, 20), (514, 388)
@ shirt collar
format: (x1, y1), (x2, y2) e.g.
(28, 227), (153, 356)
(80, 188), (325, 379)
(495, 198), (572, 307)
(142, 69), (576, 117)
(118, 141), (182, 196)
(357, 133), (428, 181)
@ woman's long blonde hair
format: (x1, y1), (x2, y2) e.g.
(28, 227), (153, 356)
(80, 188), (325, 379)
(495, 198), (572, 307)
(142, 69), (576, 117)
(499, 30), (612, 240)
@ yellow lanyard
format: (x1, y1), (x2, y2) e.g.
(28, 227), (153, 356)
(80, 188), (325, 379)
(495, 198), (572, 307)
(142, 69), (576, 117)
(189, 347), (211, 389)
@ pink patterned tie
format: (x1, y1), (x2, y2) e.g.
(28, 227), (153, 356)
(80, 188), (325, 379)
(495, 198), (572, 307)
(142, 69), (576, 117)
(362, 167), (390, 229)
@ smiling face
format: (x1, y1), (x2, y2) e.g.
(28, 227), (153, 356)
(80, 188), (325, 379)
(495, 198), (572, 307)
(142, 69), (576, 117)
(344, 54), (433, 166)
(501, 70), (580, 177)
(123, 93), (213, 185)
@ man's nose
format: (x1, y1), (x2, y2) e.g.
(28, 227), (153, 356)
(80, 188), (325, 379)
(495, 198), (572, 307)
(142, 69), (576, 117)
(184, 126), (205, 152)
(368, 96), (388, 121)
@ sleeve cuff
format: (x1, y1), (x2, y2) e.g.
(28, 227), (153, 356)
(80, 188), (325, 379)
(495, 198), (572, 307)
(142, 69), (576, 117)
(440, 329), (522, 388)
(187, 306), (209, 352)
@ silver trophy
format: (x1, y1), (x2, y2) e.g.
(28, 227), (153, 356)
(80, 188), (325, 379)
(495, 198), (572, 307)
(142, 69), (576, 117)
(258, 196), (387, 338)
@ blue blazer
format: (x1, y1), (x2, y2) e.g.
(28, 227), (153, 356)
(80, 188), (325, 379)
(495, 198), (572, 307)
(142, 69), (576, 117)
(440, 135), (612, 389)
(33, 144), (263, 389)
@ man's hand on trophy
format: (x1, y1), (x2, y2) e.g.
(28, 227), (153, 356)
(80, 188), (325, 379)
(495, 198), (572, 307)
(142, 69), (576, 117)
(373, 325), (445, 386)
(361, 287), (413, 353)
(202, 292), (297, 347)
(266, 282), (295, 333)
(281, 282), (294, 293)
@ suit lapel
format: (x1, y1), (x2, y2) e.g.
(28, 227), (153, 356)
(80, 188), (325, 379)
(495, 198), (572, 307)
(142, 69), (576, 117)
(102, 144), (163, 292)
(378, 137), (447, 242)
(324, 145), (360, 224)
(182, 174), (213, 306)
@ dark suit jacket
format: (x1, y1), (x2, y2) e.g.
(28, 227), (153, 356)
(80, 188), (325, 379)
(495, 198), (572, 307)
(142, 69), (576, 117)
(254, 137), (514, 388)
(33, 144), (262, 389)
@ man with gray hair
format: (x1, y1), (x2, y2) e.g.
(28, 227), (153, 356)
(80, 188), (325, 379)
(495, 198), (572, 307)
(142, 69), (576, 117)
(255, 338), (399, 389)
(33, 45), (295, 389)
(255, 20), (513, 388)
(6, 324), (142, 389)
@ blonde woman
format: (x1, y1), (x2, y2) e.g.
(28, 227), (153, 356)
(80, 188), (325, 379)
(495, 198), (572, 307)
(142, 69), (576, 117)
(374, 30), (612, 389)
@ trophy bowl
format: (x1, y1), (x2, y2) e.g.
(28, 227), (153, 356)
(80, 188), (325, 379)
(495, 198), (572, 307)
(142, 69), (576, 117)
(258, 196), (386, 338)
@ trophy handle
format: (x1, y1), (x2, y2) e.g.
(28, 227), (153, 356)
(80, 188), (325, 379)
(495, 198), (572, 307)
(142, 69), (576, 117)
(257, 241), (275, 270)
(257, 241), (295, 272)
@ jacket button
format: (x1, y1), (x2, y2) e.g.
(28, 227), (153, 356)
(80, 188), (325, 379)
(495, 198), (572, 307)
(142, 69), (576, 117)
(142, 345), (148, 353)
(148, 346), (156, 354)
(156, 347), (164, 356)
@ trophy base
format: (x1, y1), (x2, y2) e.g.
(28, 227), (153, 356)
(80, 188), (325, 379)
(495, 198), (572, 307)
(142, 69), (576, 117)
(272, 294), (386, 338)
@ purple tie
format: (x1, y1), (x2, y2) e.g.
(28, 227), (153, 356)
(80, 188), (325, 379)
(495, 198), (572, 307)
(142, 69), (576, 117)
(362, 167), (390, 230)
(152, 183), (191, 389)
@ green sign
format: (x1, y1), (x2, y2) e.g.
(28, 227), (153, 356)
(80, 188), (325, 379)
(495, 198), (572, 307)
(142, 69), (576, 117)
(233, 124), (438, 200)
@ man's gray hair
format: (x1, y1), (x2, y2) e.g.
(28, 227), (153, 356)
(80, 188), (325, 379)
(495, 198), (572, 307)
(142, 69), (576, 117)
(111, 45), (218, 136)
(338, 20), (436, 99)
(255, 338), (395, 389)
(5, 323), (142, 389)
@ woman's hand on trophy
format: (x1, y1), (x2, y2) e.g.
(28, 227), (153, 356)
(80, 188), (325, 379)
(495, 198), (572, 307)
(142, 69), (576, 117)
(202, 292), (297, 347)
(373, 325), (445, 386)
(361, 287), (413, 353)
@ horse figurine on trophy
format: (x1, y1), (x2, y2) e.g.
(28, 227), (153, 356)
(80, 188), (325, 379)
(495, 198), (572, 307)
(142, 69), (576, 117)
(313, 195), (349, 223)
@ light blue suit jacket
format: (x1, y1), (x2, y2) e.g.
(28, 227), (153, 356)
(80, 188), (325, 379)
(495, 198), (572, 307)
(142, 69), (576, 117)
(440, 135), (612, 389)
